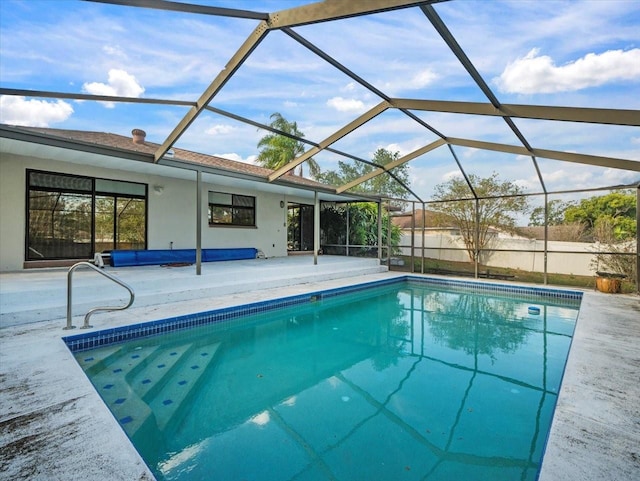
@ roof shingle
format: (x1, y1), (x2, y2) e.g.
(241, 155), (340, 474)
(9, 125), (337, 190)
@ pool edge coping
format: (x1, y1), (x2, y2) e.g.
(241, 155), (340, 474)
(63, 275), (583, 353)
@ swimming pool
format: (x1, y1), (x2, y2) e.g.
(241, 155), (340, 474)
(65, 277), (582, 481)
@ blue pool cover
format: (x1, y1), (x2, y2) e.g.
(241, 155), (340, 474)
(110, 248), (257, 267)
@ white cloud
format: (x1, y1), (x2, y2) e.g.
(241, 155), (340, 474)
(102, 44), (126, 59)
(542, 169), (571, 183)
(601, 168), (640, 185)
(407, 69), (437, 89)
(0, 96), (73, 127)
(214, 153), (258, 165)
(537, 166), (640, 192)
(495, 48), (640, 94)
(541, 168), (594, 190)
(443, 170), (463, 181)
(380, 67), (439, 95)
(205, 124), (234, 135)
(383, 143), (409, 157)
(514, 177), (540, 192)
(326, 97), (365, 112)
(461, 147), (479, 159)
(82, 69), (145, 108)
(342, 82), (357, 92)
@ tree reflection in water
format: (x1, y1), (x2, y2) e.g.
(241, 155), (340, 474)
(415, 288), (528, 362)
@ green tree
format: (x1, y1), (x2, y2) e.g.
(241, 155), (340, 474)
(566, 190), (638, 281)
(95, 197), (146, 250)
(590, 217), (636, 280)
(320, 202), (401, 256)
(528, 199), (572, 226)
(564, 190), (636, 240)
(116, 198), (146, 248)
(318, 148), (409, 256)
(317, 148), (410, 200)
(256, 113), (320, 178)
(430, 173), (529, 263)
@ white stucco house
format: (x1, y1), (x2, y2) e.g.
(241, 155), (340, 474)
(0, 124), (378, 272)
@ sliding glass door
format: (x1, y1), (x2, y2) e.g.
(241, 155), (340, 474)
(26, 170), (147, 260)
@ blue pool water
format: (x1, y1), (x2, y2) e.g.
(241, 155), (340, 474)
(67, 278), (581, 481)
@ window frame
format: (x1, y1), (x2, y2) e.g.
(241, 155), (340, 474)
(208, 191), (256, 227)
(25, 169), (148, 261)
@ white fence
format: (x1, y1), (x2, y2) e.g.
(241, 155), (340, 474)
(399, 231), (597, 276)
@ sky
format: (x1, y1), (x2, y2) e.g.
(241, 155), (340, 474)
(1, 0), (639, 205)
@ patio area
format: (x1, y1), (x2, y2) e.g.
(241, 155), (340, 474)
(0, 255), (386, 328)
(0, 257), (638, 480)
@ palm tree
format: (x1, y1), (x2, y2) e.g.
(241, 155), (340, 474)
(256, 113), (320, 178)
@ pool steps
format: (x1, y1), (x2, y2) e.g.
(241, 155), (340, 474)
(77, 340), (221, 438)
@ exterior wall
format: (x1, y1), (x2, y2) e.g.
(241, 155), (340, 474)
(0, 152), (288, 271)
(201, 187), (289, 257)
(400, 231), (597, 276)
(0, 154), (26, 272)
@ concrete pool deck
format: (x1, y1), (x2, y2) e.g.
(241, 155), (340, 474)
(0, 257), (638, 480)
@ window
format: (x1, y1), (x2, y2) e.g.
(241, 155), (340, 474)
(208, 191), (255, 227)
(26, 170), (147, 260)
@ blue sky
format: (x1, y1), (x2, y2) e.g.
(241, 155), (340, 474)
(1, 0), (639, 203)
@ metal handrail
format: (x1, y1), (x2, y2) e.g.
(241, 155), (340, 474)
(64, 261), (135, 330)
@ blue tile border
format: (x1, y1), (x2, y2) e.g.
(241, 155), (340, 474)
(404, 276), (583, 304)
(63, 275), (582, 353)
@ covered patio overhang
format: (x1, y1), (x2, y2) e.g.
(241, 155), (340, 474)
(0, 124), (384, 274)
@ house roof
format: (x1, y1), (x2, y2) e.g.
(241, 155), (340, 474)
(5, 125), (335, 190)
(1, 123), (379, 202)
(392, 208), (456, 228)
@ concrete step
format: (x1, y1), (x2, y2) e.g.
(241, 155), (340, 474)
(128, 344), (193, 399)
(75, 341), (220, 439)
(147, 342), (220, 431)
(78, 344), (161, 438)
